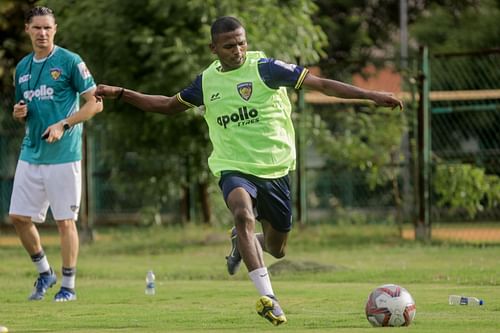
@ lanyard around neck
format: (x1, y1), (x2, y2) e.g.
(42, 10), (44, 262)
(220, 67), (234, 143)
(28, 47), (55, 91)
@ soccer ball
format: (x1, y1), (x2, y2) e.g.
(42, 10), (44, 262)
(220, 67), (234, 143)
(365, 284), (416, 327)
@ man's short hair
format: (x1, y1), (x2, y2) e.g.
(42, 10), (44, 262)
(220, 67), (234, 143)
(25, 6), (55, 24)
(211, 16), (243, 41)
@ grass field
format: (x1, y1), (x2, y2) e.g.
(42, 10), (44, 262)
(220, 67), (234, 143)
(0, 223), (499, 332)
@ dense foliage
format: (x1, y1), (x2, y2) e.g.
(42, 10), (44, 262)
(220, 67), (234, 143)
(1, 0), (497, 223)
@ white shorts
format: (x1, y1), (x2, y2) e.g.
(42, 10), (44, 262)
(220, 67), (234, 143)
(9, 160), (82, 223)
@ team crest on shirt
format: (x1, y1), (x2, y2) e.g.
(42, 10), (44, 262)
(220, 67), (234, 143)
(237, 82), (253, 101)
(50, 68), (62, 80)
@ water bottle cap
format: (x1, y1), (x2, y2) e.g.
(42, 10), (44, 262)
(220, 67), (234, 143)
(479, 299), (484, 305)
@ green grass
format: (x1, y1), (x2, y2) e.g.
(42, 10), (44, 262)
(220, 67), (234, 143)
(1, 224), (499, 332)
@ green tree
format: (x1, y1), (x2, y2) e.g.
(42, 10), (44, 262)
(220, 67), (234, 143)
(306, 0), (496, 226)
(0, 0), (36, 125)
(434, 164), (500, 218)
(312, 0), (484, 79)
(410, 0), (499, 53)
(0, 0), (38, 190)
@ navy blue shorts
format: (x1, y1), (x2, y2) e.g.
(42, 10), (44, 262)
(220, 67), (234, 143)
(219, 171), (293, 232)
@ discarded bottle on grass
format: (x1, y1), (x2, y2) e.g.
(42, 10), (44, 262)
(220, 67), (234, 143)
(145, 270), (156, 295)
(448, 295), (483, 306)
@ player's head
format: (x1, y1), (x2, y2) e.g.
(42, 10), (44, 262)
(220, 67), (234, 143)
(25, 6), (57, 52)
(209, 16), (248, 71)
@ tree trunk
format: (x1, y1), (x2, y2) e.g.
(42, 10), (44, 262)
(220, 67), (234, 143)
(198, 182), (211, 224)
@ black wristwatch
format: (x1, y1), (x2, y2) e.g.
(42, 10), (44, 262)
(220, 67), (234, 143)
(62, 120), (71, 131)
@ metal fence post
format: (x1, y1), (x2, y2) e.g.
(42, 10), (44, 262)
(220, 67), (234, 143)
(415, 46), (431, 241)
(295, 60), (307, 224)
(79, 127), (94, 243)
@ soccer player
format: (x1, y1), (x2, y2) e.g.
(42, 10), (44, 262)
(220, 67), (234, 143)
(10, 6), (102, 302)
(95, 16), (402, 324)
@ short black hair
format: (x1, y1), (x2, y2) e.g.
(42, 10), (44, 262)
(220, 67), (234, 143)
(210, 16), (243, 41)
(25, 6), (55, 24)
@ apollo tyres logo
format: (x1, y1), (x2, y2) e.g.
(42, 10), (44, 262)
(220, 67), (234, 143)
(217, 106), (260, 128)
(23, 85), (55, 102)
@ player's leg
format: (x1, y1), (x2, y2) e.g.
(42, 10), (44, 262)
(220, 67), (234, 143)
(226, 187), (263, 271)
(11, 215), (43, 255)
(258, 220), (289, 259)
(254, 172), (292, 259)
(221, 172), (258, 274)
(44, 161), (81, 302)
(220, 172), (288, 325)
(226, 188), (283, 316)
(253, 174), (292, 325)
(224, 173), (290, 273)
(252, 220), (289, 326)
(53, 219), (79, 301)
(227, 221), (288, 273)
(9, 161), (56, 300)
(10, 214), (57, 300)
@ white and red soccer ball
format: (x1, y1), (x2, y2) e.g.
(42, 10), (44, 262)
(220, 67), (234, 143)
(365, 284), (416, 327)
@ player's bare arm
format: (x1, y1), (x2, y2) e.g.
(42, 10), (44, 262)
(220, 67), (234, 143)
(302, 72), (403, 110)
(42, 88), (103, 143)
(94, 84), (188, 115)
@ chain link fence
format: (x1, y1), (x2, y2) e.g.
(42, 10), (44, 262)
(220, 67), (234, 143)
(298, 61), (413, 229)
(429, 49), (500, 223)
(298, 49), (500, 241)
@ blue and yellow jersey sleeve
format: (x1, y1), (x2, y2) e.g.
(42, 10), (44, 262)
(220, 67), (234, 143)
(178, 74), (203, 108)
(257, 58), (308, 90)
(178, 56), (308, 107)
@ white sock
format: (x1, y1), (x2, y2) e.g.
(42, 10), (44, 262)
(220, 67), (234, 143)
(61, 275), (75, 289)
(249, 267), (274, 296)
(61, 267), (76, 289)
(30, 251), (50, 274)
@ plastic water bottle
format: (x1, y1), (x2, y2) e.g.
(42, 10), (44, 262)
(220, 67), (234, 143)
(145, 270), (156, 295)
(448, 295), (483, 306)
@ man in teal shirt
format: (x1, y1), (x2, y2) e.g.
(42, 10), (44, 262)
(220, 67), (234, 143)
(95, 16), (402, 325)
(10, 6), (102, 302)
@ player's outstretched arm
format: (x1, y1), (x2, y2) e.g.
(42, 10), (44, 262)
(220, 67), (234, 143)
(94, 84), (188, 115)
(302, 73), (403, 110)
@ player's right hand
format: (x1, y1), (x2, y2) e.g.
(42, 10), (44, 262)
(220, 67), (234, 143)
(12, 100), (28, 120)
(371, 92), (404, 110)
(94, 84), (123, 101)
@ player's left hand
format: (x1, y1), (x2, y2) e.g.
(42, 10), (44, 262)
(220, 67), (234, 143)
(372, 92), (403, 110)
(41, 121), (65, 143)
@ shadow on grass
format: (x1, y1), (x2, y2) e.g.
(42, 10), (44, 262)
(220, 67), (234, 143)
(269, 259), (346, 275)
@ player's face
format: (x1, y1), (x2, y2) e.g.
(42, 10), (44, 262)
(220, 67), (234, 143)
(25, 15), (57, 52)
(210, 27), (248, 71)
